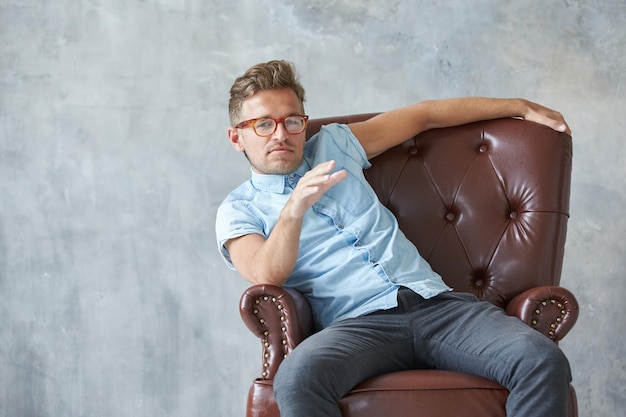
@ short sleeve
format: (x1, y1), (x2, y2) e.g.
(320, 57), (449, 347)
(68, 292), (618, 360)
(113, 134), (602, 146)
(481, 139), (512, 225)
(215, 199), (266, 270)
(306, 124), (371, 171)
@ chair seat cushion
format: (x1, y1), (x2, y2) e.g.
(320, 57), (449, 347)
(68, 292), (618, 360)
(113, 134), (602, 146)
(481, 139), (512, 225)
(339, 370), (508, 417)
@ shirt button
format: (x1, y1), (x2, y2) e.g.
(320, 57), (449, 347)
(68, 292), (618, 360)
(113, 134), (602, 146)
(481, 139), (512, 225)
(337, 224), (344, 230)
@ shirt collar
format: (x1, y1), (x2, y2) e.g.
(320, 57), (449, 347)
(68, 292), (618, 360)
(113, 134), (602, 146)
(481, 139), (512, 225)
(250, 160), (310, 194)
(250, 169), (288, 193)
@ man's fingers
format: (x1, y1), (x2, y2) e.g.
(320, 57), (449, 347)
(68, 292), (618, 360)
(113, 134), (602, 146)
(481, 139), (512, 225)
(309, 160), (336, 175)
(329, 169), (348, 184)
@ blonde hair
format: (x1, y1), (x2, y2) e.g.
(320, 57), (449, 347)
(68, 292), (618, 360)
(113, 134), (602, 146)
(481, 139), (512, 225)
(228, 60), (306, 126)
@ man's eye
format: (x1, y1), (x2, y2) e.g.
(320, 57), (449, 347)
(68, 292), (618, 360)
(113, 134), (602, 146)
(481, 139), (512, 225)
(285, 117), (303, 127)
(256, 120), (274, 129)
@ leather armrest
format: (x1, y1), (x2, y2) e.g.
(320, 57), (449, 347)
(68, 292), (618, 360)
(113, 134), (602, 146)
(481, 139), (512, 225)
(240, 284), (315, 379)
(506, 285), (579, 343)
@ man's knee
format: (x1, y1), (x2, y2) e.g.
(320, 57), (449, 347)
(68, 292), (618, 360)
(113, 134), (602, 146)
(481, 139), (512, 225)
(512, 333), (572, 383)
(274, 344), (334, 401)
(538, 341), (571, 380)
(274, 350), (314, 390)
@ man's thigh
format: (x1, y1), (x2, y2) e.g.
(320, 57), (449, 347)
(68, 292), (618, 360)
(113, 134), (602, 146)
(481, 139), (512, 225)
(276, 306), (416, 395)
(410, 291), (559, 383)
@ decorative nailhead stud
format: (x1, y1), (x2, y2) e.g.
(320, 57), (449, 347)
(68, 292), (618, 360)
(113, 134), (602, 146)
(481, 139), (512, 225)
(529, 298), (569, 340)
(250, 292), (297, 378)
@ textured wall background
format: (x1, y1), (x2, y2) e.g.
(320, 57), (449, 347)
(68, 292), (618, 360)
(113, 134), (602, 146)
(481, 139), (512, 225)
(1, 0), (624, 416)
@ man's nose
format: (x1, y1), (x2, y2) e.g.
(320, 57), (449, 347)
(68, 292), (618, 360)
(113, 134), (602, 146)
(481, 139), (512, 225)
(271, 121), (290, 140)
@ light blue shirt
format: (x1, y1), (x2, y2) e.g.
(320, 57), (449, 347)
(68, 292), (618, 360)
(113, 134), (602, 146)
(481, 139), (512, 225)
(216, 123), (451, 329)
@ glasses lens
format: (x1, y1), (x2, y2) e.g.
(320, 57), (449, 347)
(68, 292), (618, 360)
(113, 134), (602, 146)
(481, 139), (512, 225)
(253, 118), (277, 136)
(284, 116), (306, 134)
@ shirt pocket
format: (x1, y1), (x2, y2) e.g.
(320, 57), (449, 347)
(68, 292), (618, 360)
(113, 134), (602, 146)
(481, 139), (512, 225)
(313, 170), (375, 226)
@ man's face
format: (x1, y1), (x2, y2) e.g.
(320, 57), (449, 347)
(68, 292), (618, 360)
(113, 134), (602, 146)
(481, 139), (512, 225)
(228, 88), (306, 175)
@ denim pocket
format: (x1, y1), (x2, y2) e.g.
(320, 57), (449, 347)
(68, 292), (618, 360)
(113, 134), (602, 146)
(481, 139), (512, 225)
(314, 171), (375, 223)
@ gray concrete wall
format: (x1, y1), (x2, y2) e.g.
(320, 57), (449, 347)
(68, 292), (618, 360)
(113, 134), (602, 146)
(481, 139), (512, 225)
(1, 0), (623, 416)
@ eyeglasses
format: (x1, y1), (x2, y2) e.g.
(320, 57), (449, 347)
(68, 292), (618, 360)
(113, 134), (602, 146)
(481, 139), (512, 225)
(235, 115), (309, 137)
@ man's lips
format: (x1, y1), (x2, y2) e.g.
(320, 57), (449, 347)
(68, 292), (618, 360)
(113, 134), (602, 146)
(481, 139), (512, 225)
(268, 146), (293, 155)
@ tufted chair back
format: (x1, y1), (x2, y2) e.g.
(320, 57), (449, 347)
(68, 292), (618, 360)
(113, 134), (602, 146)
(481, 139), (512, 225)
(308, 114), (570, 308)
(240, 115), (578, 417)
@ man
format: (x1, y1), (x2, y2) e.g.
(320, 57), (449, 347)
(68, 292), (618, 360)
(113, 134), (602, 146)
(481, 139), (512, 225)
(216, 60), (572, 417)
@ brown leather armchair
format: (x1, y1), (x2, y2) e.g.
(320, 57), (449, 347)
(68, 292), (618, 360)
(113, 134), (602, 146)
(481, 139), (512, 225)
(239, 115), (579, 417)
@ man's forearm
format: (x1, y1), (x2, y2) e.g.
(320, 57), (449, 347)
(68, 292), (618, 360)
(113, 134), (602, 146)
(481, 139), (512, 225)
(228, 161), (348, 286)
(419, 97), (569, 133)
(418, 97), (527, 130)
(248, 210), (303, 286)
(351, 97), (569, 159)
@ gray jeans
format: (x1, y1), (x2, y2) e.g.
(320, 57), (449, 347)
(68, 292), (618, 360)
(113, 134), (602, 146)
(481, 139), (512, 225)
(274, 289), (571, 417)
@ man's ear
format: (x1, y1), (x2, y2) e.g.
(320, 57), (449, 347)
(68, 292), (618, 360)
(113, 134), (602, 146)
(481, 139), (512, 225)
(227, 127), (245, 153)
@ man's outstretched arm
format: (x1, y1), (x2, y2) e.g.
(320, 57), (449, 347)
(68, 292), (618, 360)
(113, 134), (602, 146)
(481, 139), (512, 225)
(349, 97), (571, 160)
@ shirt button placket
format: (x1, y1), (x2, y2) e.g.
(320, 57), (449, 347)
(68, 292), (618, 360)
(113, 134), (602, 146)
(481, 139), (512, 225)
(287, 174), (295, 189)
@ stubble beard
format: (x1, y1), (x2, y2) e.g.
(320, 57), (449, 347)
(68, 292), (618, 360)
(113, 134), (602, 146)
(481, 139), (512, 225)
(246, 151), (303, 176)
